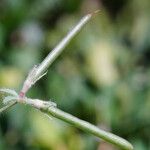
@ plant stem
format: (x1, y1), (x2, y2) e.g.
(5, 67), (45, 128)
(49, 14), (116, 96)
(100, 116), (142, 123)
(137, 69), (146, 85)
(35, 13), (92, 79)
(1, 12), (96, 109)
(39, 104), (133, 150)
(0, 11), (134, 150)
(20, 13), (94, 95)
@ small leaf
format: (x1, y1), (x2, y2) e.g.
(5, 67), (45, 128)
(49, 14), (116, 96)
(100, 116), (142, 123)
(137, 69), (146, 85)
(0, 88), (18, 96)
(3, 96), (17, 105)
(0, 101), (17, 114)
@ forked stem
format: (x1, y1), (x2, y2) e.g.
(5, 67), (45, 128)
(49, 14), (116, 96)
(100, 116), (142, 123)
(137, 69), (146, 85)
(0, 11), (134, 150)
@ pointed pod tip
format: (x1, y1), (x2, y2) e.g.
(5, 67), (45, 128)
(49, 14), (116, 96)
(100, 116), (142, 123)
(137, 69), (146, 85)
(122, 141), (134, 150)
(88, 10), (101, 17)
(129, 144), (134, 150)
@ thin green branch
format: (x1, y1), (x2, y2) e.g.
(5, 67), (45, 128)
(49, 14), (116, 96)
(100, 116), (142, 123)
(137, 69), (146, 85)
(43, 107), (133, 150)
(35, 13), (92, 78)
(20, 12), (95, 96)
(0, 11), (134, 150)
(24, 98), (133, 150)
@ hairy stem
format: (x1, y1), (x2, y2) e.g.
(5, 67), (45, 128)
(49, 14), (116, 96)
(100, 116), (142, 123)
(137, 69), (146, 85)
(38, 103), (133, 150)
(35, 13), (92, 79)
(0, 11), (133, 150)
(20, 13), (95, 95)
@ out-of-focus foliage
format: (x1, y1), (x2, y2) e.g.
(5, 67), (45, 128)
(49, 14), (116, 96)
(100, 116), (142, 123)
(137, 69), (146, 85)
(0, 0), (150, 149)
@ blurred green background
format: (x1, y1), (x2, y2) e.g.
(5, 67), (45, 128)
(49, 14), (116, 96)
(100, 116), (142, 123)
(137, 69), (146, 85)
(0, 0), (150, 149)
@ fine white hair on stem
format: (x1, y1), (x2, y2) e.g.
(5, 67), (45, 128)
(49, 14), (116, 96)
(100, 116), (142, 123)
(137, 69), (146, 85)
(20, 13), (93, 95)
